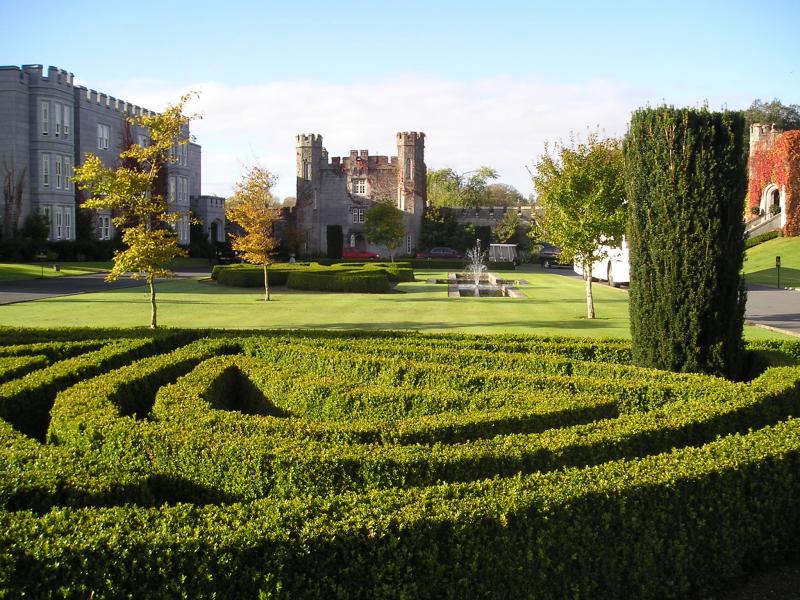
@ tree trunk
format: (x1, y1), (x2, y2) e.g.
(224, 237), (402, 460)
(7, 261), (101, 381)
(584, 261), (595, 319)
(149, 274), (158, 329)
(263, 263), (270, 301)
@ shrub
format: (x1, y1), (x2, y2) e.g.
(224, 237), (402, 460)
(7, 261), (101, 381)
(745, 230), (782, 249)
(625, 107), (747, 379)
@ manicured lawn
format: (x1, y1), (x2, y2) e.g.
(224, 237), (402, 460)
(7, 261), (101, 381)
(0, 261), (111, 281)
(744, 236), (800, 288)
(0, 257), (212, 282)
(0, 267), (790, 339)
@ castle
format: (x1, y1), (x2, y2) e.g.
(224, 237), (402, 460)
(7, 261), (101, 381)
(294, 132), (426, 256)
(747, 122), (800, 237)
(0, 64), (224, 245)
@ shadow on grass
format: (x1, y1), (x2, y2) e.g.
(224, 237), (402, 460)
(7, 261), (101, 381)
(745, 268), (800, 288)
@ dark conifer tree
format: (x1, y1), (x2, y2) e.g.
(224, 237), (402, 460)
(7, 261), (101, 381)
(624, 107), (747, 378)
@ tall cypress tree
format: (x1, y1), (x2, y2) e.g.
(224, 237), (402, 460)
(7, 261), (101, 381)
(624, 107), (747, 379)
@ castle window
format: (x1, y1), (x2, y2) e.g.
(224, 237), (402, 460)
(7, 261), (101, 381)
(406, 235), (412, 254)
(41, 102), (49, 135)
(303, 160), (310, 179)
(169, 177), (176, 203)
(99, 215), (111, 240)
(353, 178), (366, 195)
(42, 154), (50, 187)
(55, 207), (63, 240)
(63, 105), (70, 139)
(405, 158), (412, 180)
(352, 207), (365, 224)
(64, 156), (72, 190)
(64, 209), (72, 240)
(55, 104), (61, 136)
(97, 124), (110, 150)
(55, 155), (62, 189)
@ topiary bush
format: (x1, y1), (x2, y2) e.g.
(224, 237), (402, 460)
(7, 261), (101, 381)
(624, 107), (748, 379)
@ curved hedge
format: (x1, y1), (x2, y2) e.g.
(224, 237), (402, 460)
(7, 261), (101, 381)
(1, 329), (799, 597)
(213, 261), (414, 292)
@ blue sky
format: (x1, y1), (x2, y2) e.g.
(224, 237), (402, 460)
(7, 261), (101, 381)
(3, 0), (798, 198)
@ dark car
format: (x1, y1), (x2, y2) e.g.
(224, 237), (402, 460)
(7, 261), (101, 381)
(214, 243), (240, 265)
(342, 246), (380, 260)
(537, 242), (570, 269)
(415, 247), (464, 259)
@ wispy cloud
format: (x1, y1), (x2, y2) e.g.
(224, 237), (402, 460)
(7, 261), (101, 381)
(101, 76), (654, 200)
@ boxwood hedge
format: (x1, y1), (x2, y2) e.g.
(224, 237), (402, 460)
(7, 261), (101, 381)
(0, 328), (799, 598)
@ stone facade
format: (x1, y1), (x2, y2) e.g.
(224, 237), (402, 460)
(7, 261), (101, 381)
(191, 195), (226, 243)
(294, 132), (426, 257)
(747, 123), (800, 237)
(0, 64), (211, 244)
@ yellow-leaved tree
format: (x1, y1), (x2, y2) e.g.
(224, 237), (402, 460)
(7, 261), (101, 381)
(72, 93), (198, 329)
(226, 166), (280, 301)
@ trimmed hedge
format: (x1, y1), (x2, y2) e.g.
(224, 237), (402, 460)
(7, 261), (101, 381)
(1, 418), (799, 598)
(745, 229), (782, 249)
(213, 262), (414, 291)
(1, 329), (800, 597)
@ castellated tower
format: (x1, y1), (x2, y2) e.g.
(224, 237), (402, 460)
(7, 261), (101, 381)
(396, 132), (427, 214)
(292, 132), (426, 258)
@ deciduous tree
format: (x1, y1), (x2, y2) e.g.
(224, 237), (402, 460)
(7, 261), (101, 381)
(73, 92), (197, 329)
(426, 167), (499, 208)
(364, 202), (405, 262)
(226, 166), (280, 301)
(531, 132), (625, 319)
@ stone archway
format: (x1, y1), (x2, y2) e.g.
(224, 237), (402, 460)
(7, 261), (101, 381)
(761, 183), (785, 227)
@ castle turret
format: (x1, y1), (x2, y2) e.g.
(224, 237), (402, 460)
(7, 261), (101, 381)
(395, 132), (426, 213)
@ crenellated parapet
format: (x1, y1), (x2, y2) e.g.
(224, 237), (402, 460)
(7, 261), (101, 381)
(296, 133), (323, 147)
(0, 64), (75, 89)
(396, 131), (425, 145)
(74, 85), (154, 117)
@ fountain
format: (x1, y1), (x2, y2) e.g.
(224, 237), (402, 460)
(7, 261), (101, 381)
(444, 239), (526, 298)
(463, 239), (488, 296)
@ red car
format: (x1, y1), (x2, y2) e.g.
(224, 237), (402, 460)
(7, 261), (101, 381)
(415, 247), (464, 259)
(342, 246), (380, 260)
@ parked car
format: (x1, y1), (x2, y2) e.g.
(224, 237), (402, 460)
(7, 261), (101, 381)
(214, 243), (240, 265)
(342, 246), (380, 260)
(415, 247), (464, 259)
(537, 242), (570, 269)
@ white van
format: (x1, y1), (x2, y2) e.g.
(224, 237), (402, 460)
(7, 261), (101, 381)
(573, 237), (630, 287)
(488, 244), (519, 265)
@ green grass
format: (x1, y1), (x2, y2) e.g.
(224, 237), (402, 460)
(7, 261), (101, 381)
(0, 261), (111, 281)
(744, 236), (800, 288)
(0, 267), (790, 339)
(0, 257), (210, 282)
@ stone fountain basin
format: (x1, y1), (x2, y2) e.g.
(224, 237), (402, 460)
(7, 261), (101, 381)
(447, 272), (526, 298)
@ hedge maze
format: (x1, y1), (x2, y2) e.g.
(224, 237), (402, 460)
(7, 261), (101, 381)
(1, 328), (799, 598)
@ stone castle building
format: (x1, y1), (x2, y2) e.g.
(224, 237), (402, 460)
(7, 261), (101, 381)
(0, 64), (223, 244)
(294, 132), (426, 256)
(747, 122), (800, 238)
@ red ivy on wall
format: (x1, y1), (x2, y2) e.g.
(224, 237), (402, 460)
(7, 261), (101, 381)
(748, 131), (800, 236)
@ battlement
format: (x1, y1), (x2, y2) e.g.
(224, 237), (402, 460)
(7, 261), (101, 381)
(750, 123), (781, 152)
(327, 154), (395, 170)
(5, 64), (76, 87)
(397, 131), (425, 145)
(296, 133), (323, 146)
(74, 85), (154, 117)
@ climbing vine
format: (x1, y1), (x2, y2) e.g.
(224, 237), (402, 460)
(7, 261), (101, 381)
(748, 131), (800, 235)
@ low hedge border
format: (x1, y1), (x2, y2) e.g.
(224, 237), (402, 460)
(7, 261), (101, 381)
(0, 355), (49, 384)
(213, 262), (414, 290)
(1, 417), (798, 598)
